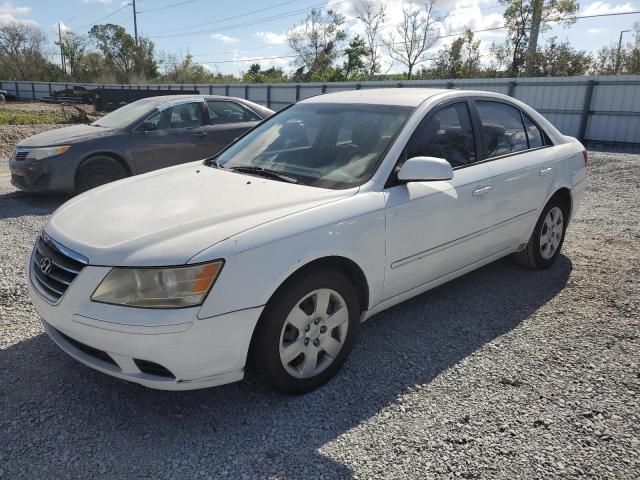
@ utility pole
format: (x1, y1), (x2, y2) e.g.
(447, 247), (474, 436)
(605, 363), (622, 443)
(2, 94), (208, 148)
(58, 22), (66, 75)
(616, 29), (631, 74)
(526, 0), (543, 76)
(132, 0), (138, 45)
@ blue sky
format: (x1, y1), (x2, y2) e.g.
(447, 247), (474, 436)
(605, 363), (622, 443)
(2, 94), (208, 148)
(2, 0), (639, 75)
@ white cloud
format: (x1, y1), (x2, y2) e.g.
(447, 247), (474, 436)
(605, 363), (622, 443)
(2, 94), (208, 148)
(211, 32), (241, 44)
(54, 20), (72, 33)
(588, 27), (606, 33)
(582, 1), (634, 15)
(255, 30), (286, 45)
(0, 1), (37, 25)
(82, 0), (112, 4)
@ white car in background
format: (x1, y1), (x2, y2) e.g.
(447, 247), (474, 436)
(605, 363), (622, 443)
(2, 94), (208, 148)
(28, 88), (587, 394)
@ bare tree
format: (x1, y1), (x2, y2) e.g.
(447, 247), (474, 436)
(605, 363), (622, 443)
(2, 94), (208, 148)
(385, 1), (440, 79)
(353, 0), (386, 78)
(0, 23), (52, 80)
(59, 31), (90, 78)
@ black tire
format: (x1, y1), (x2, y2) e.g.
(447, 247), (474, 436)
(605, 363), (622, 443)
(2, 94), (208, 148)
(250, 269), (361, 394)
(514, 195), (569, 269)
(76, 156), (127, 193)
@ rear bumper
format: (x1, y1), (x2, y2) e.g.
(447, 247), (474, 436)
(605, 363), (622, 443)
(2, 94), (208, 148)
(29, 264), (264, 390)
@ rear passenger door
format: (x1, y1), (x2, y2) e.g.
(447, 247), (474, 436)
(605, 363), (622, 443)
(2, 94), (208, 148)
(472, 100), (556, 250)
(201, 100), (263, 156)
(383, 101), (496, 300)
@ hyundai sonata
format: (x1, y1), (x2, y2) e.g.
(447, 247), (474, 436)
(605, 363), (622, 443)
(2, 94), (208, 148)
(28, 88), (586, 394)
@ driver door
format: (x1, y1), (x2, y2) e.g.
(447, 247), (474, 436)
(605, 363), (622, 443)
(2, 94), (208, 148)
(132, 101), (208, 173)
(383, 101), (496, 300)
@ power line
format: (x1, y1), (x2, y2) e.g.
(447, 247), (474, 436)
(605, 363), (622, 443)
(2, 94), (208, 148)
(74, 4), (130, 31)
(138, 0), (201, 14)
(159, 9), (640, 66)
(149, 0), (308, 35)
(149, 0), (352, 38)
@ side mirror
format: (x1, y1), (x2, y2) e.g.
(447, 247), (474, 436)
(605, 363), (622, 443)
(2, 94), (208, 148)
(139, 121), (157, 132)
(397, 156), (453, 182)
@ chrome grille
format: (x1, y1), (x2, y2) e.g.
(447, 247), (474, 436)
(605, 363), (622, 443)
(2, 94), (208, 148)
(31, 233), (88, 303)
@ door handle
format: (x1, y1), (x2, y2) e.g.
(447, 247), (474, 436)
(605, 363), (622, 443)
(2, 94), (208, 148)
(539, 167), (553, 176)
(193, 132), (207, 137)
(472, 186), (492, 196)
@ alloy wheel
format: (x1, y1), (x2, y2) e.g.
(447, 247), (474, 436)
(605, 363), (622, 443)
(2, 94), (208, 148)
(540, 206), (564, 260)
(278, 288), (349, 379)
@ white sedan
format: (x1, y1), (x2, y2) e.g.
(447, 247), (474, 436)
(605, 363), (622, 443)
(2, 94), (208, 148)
(28, 88), (587, 394)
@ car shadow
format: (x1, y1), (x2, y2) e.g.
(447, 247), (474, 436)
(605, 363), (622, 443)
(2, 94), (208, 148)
(0, 190), (71, 220)
(0, 255), (572, 479)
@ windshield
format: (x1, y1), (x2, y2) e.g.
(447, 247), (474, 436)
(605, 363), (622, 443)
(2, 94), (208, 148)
(92, 99), (160, 128)
(215, 103), (412, 189)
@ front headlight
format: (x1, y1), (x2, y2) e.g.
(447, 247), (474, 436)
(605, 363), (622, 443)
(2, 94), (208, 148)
(25, 146), (71, 160)
(91, 261), (223, 308)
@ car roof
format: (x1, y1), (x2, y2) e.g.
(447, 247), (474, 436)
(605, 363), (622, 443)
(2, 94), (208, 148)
(300, 88), (450, 107)
(138, 94), (249, 103)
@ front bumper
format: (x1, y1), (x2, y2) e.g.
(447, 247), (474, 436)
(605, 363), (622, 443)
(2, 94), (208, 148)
(9, 153), (77, 193)
(29, 263), (263, 390)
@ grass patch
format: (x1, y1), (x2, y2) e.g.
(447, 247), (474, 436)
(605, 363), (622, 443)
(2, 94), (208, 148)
(0, 108), (69, 125)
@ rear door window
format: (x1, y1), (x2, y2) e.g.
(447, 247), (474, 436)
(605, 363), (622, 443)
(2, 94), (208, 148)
(406, 102), (476, 168)
(476, 101), (528, 158)
(207, 101), (261, 124)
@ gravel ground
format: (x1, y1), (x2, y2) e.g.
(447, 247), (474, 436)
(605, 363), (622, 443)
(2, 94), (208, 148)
(0, 151), (638, 479)
(0, 124), (66, 158)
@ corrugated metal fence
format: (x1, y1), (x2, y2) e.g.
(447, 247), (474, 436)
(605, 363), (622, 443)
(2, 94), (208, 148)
(2, 75), (640, 146)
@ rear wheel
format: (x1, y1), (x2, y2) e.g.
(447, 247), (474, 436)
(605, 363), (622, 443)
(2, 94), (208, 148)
(76, 156), (127, 193)
(250, 270), (360, 394)
(515, 196), (569, 269)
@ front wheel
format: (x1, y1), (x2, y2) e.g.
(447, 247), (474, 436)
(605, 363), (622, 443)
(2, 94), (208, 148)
(250, 270), (360, 394)
(76, 156), (127, 193)
(515, 196), (569, 269)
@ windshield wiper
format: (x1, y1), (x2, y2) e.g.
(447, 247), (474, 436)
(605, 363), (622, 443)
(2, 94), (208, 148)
(228, 166), (299, 184)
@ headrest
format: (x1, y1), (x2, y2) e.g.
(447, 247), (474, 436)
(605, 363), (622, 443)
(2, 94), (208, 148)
(351, 124), (381, 148)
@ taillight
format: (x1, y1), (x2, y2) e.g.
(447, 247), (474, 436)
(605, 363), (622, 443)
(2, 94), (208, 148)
(582, 150), (588, 166)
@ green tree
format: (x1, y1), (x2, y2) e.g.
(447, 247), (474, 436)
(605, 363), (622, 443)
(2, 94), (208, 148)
(242, 63), (288, 83)
(160, 53), (217, 83)
(428, 29), (481, 79)
(496, 0), (579, 76)
(58, 31), (90, 78)
(594, 22), (640, 74)
(287, 9), (347, 81)
(533, 37), (591, 76)
(341, 36), (370, 80)
(0, 23), (60, 81)
(89, 24), (157, 82)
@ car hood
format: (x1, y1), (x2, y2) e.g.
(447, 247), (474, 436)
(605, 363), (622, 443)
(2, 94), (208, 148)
(45, 163), (357, 266)
(18, 124), (117, 147)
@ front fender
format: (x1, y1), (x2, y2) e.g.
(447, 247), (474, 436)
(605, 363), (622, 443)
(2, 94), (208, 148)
(195, 192), (386, 319)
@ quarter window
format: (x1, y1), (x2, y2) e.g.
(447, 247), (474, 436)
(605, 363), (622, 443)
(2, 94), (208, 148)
(523, 114), (544, 148)
(476, 101), (528, 158)
(406, 102), (476, 168)
(207, 101), (260, 124)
